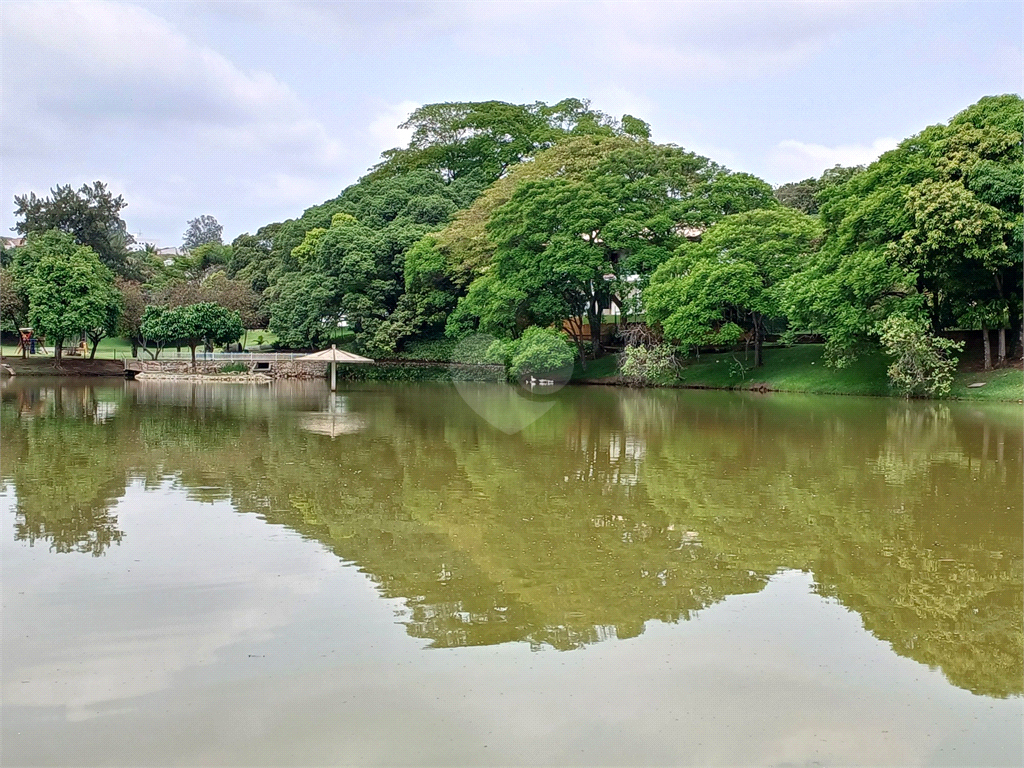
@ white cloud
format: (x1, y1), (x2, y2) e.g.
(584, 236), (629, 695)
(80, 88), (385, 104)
(4, 2), (302, 125)
(241, 0), (904, 79)
(367, 100), (420, 154)
(0, 0), (345, 242)
(768, 137), (899, 182)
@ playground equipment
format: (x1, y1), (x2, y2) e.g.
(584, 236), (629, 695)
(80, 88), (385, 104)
(15, 328), (48, 358)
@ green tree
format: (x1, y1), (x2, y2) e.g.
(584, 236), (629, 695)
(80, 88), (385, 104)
(894, 178), (1014, 369)
(878, 314), (963, 397)
(139, 305), (169, 359)
(453, 142), (775, 357)
(774, 177), (820, 214)
(646, 208), (822, 366)
(229, 224), (282, 293)
(13, 182), (135, 277)
(85, 283), (123, 359)
(1, 267), (27, 334)
(265, 171), (476, 352)
(493, 325), (576, 382)
(182, 215), (224, 250)
(115, 279), (147, 357)
(787, 95), (1023, 367)
(369, 98), (622, 186)
(141, 302), (243, 368)
(22, 231), (119, 365)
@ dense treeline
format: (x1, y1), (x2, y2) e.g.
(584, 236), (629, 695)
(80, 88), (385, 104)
(2, 95), (1020, 393)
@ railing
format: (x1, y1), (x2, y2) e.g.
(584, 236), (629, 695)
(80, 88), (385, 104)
(121, 351), (309, 363)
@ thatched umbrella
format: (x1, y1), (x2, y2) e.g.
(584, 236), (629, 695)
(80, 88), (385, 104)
(295, 344), (373, 391)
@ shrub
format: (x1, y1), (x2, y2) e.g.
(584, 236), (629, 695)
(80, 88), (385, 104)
(220, 362), (248, 374)
(878, 315), (963, 398)
(498, 327), (575, 382)
(620, 344), (680, 385)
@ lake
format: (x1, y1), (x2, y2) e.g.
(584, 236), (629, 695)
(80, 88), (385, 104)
(1, 378), (1021, 766)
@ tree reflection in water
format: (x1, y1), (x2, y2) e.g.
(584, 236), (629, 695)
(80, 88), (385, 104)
(1, 379), (1020, 697)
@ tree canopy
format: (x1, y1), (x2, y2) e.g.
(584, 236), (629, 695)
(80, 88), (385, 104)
(140, 302), (243, 366)
(646, 207), (823, 366)
(785, 94), (1023, 367)
(446, 140), (775, 355)
(183, 215), (224, 250)
(12, 93), (1015, 387)
(19, 230), (121, 364)
(13, 182), (137, 278)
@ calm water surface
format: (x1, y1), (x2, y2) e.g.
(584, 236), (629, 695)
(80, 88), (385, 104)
(1, 378), (1021, 767)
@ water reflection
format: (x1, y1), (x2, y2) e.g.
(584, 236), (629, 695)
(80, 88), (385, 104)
(1, 378), (1021, 698)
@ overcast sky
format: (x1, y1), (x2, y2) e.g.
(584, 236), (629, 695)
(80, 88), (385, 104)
(2, 1), (1020, 246)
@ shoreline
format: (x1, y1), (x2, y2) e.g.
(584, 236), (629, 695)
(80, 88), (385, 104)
(571, 376), (1024, 402)
(3, 345), (1020, 402)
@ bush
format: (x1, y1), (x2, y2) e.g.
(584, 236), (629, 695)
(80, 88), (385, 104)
(496, 327), (575, 382)
(878, 315), (963, 398)
(219, 362), (248, 374)
(620, 344), (680, 385)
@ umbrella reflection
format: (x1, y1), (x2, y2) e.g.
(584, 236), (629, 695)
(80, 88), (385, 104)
(299, 394), (366, 437)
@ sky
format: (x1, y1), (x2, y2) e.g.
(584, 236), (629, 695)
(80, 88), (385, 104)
(1, 0), (1021, 246)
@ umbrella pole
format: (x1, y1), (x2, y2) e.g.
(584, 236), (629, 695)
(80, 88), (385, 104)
(331, 360), (337, 392)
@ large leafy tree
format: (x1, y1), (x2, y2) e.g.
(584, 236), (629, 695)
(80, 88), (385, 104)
(20, 231), (121, 365)
(369, 98), (624, 186)
(447, 141), (775, 357)
(233, 100), (654, 352)
(182, 215), (224, 250)
(229, 224), (281, 292)
(786, 95), (1023, 366)
(646, 208), (822, 366)
(774, 165), (864, 215)
(1, 267), (27, 334)
(412, 136), (643, 302)
(84, 286), (124, 359)
(115, 279), (147, 357)
(141, 302), (243, 368)
(13, 182), (135, 277)
(265, 171), (477, 352)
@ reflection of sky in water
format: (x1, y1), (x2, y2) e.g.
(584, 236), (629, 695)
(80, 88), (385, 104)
(1, 380), (1021, 766)
(2, 488), (1019, 767)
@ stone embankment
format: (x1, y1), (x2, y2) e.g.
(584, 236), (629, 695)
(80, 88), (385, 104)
(0, 357), (126, 376)
(134, 372), (273, 383)
(127, 360), (327, 379)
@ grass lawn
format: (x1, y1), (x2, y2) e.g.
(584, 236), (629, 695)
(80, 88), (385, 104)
(573, 343), (1022, 401)
(2, 336), (135, 360)
(948, 366), (1024, 402)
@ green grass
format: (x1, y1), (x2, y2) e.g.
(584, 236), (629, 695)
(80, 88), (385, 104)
(243, 329), (279, 349)
(948, 367), (1024, 401)
(678, 345), (893, 396)
(572, 354), (621, 380)
(1, 336), (135, 360)
(573, 344), (1022, 401)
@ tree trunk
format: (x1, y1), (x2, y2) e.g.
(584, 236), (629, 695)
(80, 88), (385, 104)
(131, 340), (138, 358)
(997, 328), (1006, 367)
(752, 313), (764, 368)
(54, 338), (63, 368)
(982, 326), (992, 371)
(190, 344), (197, 372)
(89, 338), (99, 359)
(588, 308), (603, 359)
